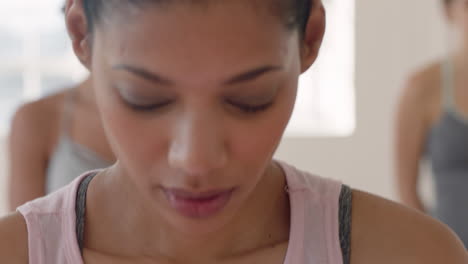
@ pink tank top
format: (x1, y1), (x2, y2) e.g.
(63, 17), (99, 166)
(17, 162), (344, 263)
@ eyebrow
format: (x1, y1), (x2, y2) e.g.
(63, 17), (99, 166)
(112, 64), (283, 85)
(224, 65), (283, 85)
(112, 64), (174, 86)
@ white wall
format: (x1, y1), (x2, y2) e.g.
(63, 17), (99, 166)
(0, 0), (447, 215)
(275, 0), (447, 200)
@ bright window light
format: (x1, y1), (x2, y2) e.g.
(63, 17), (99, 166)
(286, 0), (355, 137)
(0, 0), (355, 137)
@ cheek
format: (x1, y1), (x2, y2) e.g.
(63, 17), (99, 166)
(92, 76), (168, 176)
(229, 80), (297, 164)
(104, 110), (170, 171)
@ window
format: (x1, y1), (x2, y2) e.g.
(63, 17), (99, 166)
(0, 0), (355, 137)
(0, 0), (85, 135)
(286, 0), (355, 137)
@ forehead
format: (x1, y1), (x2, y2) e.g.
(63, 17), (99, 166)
(93, 2), (299, 84)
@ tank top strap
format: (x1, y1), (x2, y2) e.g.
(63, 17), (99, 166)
(279, 161), (346, 264)
(441, 57), (456, 111)
(75, 172), (98, 253)
(16, 172), (91, 263)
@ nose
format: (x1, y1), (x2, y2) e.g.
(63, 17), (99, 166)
(168, 110), (227, 177)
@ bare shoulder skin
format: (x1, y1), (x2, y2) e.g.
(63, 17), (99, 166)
(351, 190), (468, 264)
(8, 80), (114, 211)
(395, 61), (444, 212)
(8, 91), (67, 210)
(0, 213), (29, 264)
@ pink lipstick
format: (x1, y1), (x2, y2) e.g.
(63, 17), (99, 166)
(163, 188), (235, 219)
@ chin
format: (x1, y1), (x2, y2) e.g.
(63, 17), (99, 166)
(165, 209), (235, 236)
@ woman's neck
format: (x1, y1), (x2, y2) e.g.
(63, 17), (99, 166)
(85, 162), (290, 262)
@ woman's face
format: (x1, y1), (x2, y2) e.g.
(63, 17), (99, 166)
(90, 2), (305, 233)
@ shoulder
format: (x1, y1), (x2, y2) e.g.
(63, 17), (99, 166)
(9, 90), (69, 151)
(350, 190), (468, 264)
(0, 213), (29, 263)
(397, 61), (444, 126)
(402, 61), (443, 104)
(11, 90), (68, 132)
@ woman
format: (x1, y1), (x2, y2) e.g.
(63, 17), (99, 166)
(8, 77), (115, 210)
(7, 3), (116, 210)
(395, 0), (468, 247)
(1, 0), (467, 263)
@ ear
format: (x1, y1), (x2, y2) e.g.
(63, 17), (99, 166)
(65, 0), (92, 69)
(300, 0), (326, 73)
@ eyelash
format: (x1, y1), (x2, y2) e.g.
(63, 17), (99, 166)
(124, 100), (273, 114)
(229, 101), (274, 113)
(125, 100), (173, 112)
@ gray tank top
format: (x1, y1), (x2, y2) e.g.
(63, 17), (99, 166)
(426, 59), (468, 248)
(45, 90), (112, 193)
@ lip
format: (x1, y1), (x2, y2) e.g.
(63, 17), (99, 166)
(162, 187), (235, 219)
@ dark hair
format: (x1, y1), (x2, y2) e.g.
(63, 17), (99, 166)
(444, 0), (454, 5)
(82, 0), (312, 35)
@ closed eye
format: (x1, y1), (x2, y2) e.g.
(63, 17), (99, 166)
(123, 100), (174, 112)
(228, 100), (274, 113)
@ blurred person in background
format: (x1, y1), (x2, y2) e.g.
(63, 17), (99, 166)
(7, 3), (115, 210)
(8, 78), (115, 210)
(395, 0), (468, 248)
